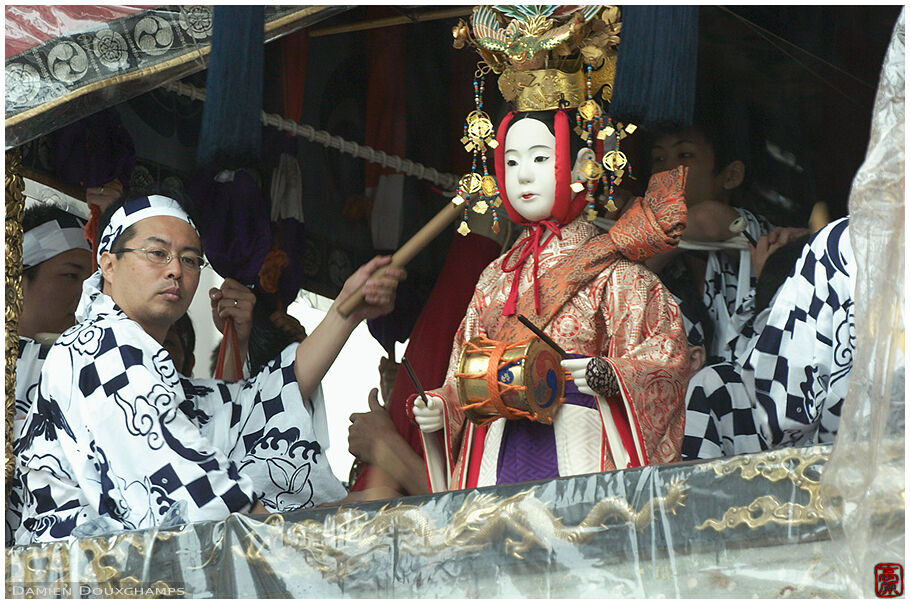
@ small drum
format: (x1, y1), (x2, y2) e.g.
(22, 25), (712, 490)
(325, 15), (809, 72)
(456, 336), (564, 425)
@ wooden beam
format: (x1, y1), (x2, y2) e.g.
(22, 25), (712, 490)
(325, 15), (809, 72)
(308, 7), (472, 37)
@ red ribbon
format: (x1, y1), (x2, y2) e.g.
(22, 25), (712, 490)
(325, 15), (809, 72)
(500, 219), (561, 316)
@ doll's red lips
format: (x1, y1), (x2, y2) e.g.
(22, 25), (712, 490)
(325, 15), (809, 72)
(521, 193), (536, 199)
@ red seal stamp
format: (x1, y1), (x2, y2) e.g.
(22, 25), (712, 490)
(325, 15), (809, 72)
(875, 563), (903, 597)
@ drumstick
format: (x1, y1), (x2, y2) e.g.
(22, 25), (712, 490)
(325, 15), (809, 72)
(337, 197), (466, 317)
(401, 357), (429, 404)
(516, 314), (569, 359)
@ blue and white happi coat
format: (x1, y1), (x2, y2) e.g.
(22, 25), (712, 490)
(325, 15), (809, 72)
(682, 218), (855, 460)
(15, 276), (345, 544)
(665, 207), (773, 358)
(7, 337), (53, 546)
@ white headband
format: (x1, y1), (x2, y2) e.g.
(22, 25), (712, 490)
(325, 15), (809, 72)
(23, 215), (90, 269)
(97, 195), (197, 263)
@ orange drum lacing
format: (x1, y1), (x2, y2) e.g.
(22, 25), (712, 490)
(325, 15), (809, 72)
(455, 336), (540, 426)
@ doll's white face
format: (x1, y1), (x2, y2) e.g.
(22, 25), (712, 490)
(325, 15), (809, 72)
(504, 118), (557, 222)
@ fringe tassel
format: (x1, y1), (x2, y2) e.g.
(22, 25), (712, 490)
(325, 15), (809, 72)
(196, 6), (264, 170)
(610, 6), (699, 129)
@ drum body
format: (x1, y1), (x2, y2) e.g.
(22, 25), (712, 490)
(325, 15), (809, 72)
(456, 336), (564, 425)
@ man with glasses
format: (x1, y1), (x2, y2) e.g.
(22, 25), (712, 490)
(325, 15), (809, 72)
(15, 192), (405, 543)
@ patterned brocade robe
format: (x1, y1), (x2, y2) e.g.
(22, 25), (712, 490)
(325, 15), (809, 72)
(419, 167), (693, 491)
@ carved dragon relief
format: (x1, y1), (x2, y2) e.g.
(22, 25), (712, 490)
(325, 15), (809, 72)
(242, 477), (689, 582)
(7, 477), (690, 591)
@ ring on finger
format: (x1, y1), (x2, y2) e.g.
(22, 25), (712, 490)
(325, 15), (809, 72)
(232, 299), (239, 307)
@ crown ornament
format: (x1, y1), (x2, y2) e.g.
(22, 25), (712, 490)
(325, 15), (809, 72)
(453, 5), (622, 112)
(453, 6), (633, 221)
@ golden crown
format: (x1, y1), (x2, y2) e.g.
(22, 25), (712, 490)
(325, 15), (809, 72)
(453, 5), (622, 111)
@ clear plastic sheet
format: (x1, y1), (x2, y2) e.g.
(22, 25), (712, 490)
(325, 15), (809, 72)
(6, 444), (870, 598)
(5, 6), (145, 58)
(5, 9), (904, 599)
(819, 9), (906, 598)
(5, 5), (351, 149)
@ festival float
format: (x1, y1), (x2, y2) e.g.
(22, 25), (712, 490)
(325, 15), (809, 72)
(5, 5), (904, 598)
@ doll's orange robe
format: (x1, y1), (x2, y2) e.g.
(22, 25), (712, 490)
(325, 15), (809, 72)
(418, 167), (692, 491)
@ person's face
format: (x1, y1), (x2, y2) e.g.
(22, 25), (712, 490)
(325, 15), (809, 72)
(504, 118), (557, 222)
(100, 216), (202, 343)
(650, 128), (725, 207)
(20, 248), (92, 337)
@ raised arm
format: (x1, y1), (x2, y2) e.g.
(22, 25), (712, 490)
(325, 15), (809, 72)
(293, 256), (406, 400)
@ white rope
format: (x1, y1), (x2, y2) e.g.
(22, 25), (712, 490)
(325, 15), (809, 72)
(163, 80), (460, 191)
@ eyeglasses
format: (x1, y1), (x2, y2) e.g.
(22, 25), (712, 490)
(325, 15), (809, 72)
(118, 247), (207, 272)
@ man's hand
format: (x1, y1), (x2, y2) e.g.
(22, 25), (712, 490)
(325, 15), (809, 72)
(684, 200), (743, 241)
(209, 278), (256, 345)
(248, 501), (269, 515)
(85, 179), (124, 213)
(378, 356), (399, 404)
(348, 388), (398, 465)
(749, 226), (812, 277)
(348, 388), (431, 497)
(336, 256), (406, 322)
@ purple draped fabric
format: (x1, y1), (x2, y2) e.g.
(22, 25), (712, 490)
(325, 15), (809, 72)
(496, 419), (559, 484)
(186, 170), (272, 285)
(495, 360), (597, 484)
(54, 107), (136, 187)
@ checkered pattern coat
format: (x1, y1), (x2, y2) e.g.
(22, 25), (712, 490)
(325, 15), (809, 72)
(665, 207), (773, 358)
(682, 218), (855, 459)
(6, 337), (52, 546)
(15, 278), (344, 544)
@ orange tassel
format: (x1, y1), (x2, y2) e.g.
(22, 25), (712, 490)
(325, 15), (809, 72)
(257, 247), (289, 294)
(85, 203), (102, 271)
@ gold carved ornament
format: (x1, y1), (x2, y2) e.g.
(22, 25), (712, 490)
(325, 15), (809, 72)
(6, 149), (25, 496)
(695, 448), (831, 531)
(7, 529), (184, 597)
(9, 479), (689, 589)
(452, 6), (633, 221)
(233, 477), (689, 583)
(454, 5), (621, 113)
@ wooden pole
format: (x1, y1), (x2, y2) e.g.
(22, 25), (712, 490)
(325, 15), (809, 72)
(309, 7), (472, 37)
(337, 198), (465, 318)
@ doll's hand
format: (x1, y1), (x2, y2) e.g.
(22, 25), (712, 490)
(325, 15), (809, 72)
(561, 358), (596, 396)
(412, 394), (444, 433)
(561, 357), (618, 397)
